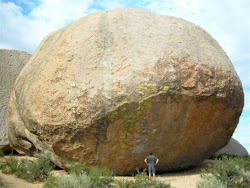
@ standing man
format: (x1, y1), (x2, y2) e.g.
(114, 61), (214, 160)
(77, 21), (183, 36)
(144, 152), (159, 179)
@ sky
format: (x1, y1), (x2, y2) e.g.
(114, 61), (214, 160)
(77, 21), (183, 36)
(0, 0), (249, 153)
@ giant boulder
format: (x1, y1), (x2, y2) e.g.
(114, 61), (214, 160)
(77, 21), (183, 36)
(0, 49), (30, 151)
(8, 9), (244, 175)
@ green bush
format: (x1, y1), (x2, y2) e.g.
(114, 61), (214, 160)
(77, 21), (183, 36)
(198, 155), (250, 188)
(69, 162), (90, 175)
(0, 157), (18, 174)
(43, 175), (58, 188)
(0, 150), (4, 157)
(116, 169), (170, 188)
(57, 173), (92, 188)
(43, 162), (114, 188)
(197, 174), (227, 188)
(69, 162), (113, 187)
(29, 153), (55, 181)
(44, 173), (93, 188)
(0, 153), (54, 182)
(14, 159), (34, 180)
(0, 176), (5, 187)
(88, 166), (114, 188)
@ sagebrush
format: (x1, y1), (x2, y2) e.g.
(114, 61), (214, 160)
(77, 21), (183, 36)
(43, 162), (114, 188)
(0, 153), (54, 182)
(0, 176), (5, 187)
(116, 168), (171, 188)
(0, 150), (4, 157)
(198, 155), (250, 188)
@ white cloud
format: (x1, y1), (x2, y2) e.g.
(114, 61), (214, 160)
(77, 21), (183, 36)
(29, 0), (93, 26)
(0, 0), (93, 53)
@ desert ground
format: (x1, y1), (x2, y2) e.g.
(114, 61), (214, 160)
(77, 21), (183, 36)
(0, 155), (212, 188)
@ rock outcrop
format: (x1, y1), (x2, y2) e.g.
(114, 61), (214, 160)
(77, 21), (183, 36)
(214, 138), (249, 157)
(7, 9), (244, 175)
(0, 49), (30, 151)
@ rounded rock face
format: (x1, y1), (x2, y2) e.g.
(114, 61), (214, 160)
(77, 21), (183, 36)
(214, 138), (249, 157)
(8, 9), (244, 175)
(0, 49), (30, 151)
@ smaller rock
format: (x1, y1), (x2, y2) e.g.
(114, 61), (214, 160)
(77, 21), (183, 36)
(214, 138), (249, 157)
(0, 49), (30, 151)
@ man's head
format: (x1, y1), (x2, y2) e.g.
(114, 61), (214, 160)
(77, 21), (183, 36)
(150, 152), (153, 155)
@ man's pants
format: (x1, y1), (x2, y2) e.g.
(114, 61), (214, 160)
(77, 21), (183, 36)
(148, 163), (156, 174)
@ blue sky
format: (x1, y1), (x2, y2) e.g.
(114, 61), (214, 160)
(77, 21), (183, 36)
(0, 0), (249, 152)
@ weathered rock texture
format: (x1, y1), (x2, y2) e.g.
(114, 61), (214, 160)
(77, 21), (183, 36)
(214, 138), (249, 157)
(8, 9), (244, 175)
(0, 49), (30, 151)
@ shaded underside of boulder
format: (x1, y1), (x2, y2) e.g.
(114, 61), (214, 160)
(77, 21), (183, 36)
(214, 138), (249, 157)
(0, 49), (30, 151)
(7, 8), (244, 175)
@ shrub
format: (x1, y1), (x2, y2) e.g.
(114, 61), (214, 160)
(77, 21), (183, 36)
(43, 162), (114, 188)
(43, 175), (58, 188)
(14, 159), (34, 180)
(29, 153), (55, 181)
(197, 174), (227, 188)
(88, 166), (114, 188)
(116, 169), (170, 188)
(69, 162), (113, 187)
(0, 157), (18, 174)
(69, 162), (90, 175)
(57, 173), (92, 188)
(116, 180), (135, 188)
(0, 153), (54, 182)
(146, 178), (171, 188)
(0, 176), (5, 187)
(198, 155), (250, 188)
(0, 150), (4, 157)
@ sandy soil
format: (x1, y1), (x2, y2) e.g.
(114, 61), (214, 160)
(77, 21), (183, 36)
(0, 170), (43, 188)
(0, 155), (212, 188)
(160, 160), (212, 188)
(114, 160), (212, 188)
(0, 155), (42, 188)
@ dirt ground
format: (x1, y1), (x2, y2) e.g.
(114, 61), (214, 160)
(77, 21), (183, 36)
(0, 155), (212, 188)
(0, 170), (43, 188)
(114, 160), (212, 188)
